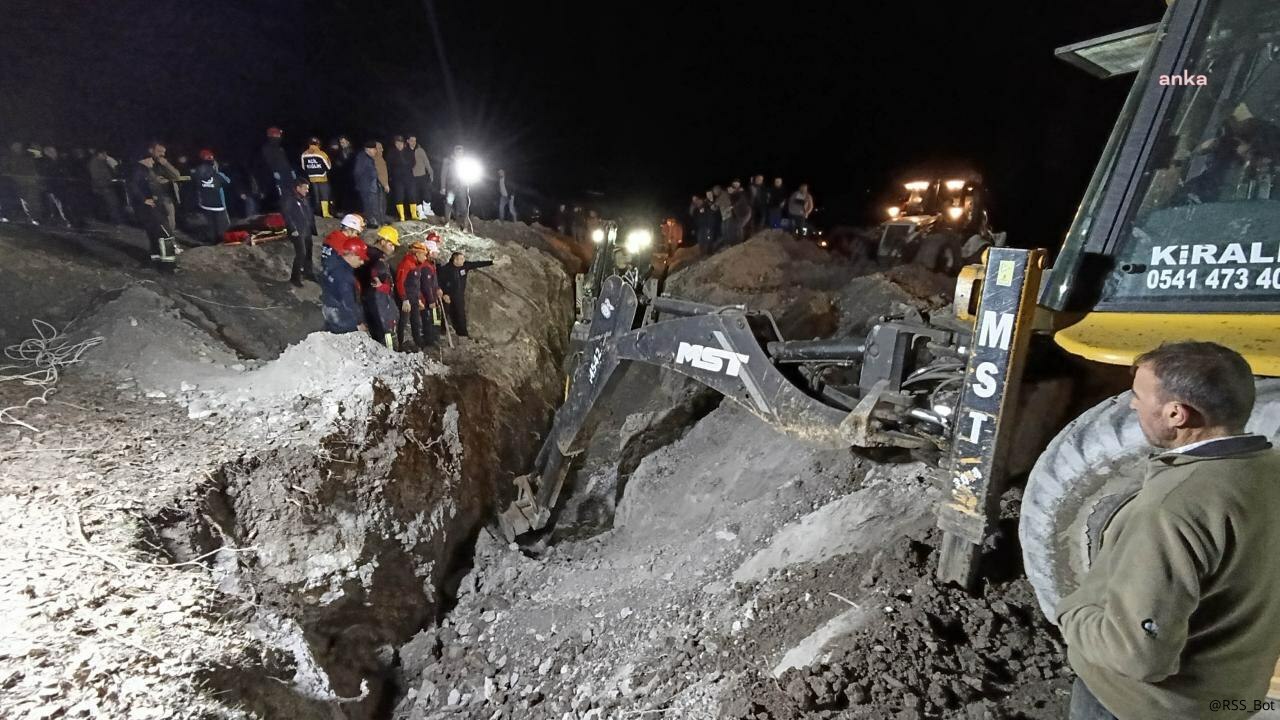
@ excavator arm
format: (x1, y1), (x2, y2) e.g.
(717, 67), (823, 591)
(497, 274), (965, 540)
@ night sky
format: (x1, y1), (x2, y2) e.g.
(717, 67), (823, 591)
(1, 1), (1165, 245)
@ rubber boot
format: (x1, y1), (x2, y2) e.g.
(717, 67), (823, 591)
(320, 200), (331, 218)
(396, 204), (406, 222)
(409, 203), (420, 220)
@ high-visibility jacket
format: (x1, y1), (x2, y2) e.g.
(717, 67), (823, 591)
(301, 147), (332, 183)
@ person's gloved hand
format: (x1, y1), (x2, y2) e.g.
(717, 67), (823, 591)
(401, 300), (410, 312)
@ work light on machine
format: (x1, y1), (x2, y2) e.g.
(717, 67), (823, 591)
(903, 180), (930, 192)
(624, 229), (652, 255)
(456, 156), (484, 186)
(591, 228), (605, 244)
(944, 179), (966, 192)
(887, 205), (901, 218)
(947, 206), (964, 221)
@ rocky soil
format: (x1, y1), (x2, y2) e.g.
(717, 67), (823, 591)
(2, 221), (1070, 720)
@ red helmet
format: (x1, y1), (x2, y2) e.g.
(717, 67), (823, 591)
(343, 238), (369, 261)
(425, 231), (441, 243)
(266, 126), (283, 138)
(198, 149), (215, 162)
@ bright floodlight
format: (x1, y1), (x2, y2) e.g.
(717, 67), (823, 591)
(625, 229), (652, 255)
(947, 206), (965, 220)
(904, 180), (930, 192)
(944, 179), (966, 192)
(591, 228), (605, 244)
(887, 205), (901, 218)
(456, 156), (483, 186)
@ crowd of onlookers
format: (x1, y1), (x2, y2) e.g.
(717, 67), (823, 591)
(0, 129), (522, 269)
(688, 175), (815, 255)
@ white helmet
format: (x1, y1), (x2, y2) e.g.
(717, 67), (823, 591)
(340, 213), (365, 231)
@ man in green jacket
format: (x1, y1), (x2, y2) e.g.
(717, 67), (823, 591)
(1057, 341), (1280, 719)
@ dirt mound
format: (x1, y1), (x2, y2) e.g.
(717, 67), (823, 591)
(723, 500), (1070, 720)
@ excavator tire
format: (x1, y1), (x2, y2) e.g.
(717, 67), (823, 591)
(1020, 379), (1280, 623)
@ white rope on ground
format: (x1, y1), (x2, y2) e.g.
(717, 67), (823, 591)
(0, 319), (103, 432)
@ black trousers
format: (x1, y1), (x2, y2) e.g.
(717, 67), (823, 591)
(390, 181), (412, 206)
(310, 182), (332, 212)
(413, 176), (433, 205)
(361, 190), (384, 227)
(445, 297), (469, 336)
(290, 233), (314, 280)
(203, 208), (229, 245)
(398, 303), (439, 349)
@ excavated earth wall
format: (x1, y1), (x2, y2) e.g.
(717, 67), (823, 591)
(0, 219), (576, 719)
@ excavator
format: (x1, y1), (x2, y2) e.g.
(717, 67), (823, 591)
(875, 173), (1005, 274)
(499, 0), (1280, 696)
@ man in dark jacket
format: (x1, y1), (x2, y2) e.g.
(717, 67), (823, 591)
(191, 150), (232, 245)
(438, 250), (508, 337)
(87, 149), (122, 224)
(353, 142), (382, 228)
(261, 126), (295, 207)
(319, 224), (368, 334)
(1, 142), (41, 223)
(1057, 341), (1280, 720)
(358, 226), (401, 348)
(283, 178), (318, 286)
(387, 136), (415, 223)
(748, 175), (767, 234)
(767, 177), (787, 229)
(690, 195), (718, 255)
(126, 155), (177, 271)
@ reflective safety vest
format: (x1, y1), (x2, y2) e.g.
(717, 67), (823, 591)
(301, 149), (332, 182)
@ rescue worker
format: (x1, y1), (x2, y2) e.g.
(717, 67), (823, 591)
(319, 230), (369, 334)
(395, 237), (441, 350)
(300, 137), (333, 218)
(438, 250), (507, 338)
(283, 178), (318, 286)
(788, 183), (815, 231)
(387, 136), (414, 223)
(358, 226), (401, 348)
(191, 149), (232, 245)
(407, 135), (433, 218)
(126, 154), (177, 271)
(690, 195), (718, 255)
(261, 126), (295, 206)
(353, 141), (382, 228)
(1057, 342), (1280, 720)
(147, 142), (184, 233)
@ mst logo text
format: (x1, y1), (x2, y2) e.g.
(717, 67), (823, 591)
(676, 342), (750, 377)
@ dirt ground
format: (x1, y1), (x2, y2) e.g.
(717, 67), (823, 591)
(3, 221), (1070, 720)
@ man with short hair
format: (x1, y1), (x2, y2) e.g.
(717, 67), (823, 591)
(148, 141), (184, 232)
(353, 141), (382, 228)
(767, 177), (787, 229)
(127, 154), (177, 271)
(407, 135), (433, 218)
(1057, 341), (1280, 720)
(438, 249), (508, 337)
(387, 135), (414, 222)
(282, 177), (317, 286)
(496, 168), (516, 221)
(87, 149), (122, 224)
(788, 183), (814, 231)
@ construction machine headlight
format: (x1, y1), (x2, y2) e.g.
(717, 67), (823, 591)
(591, 228), (605, 244)
(456, 156), (483, 186)
(947, 206), (964, 221)
(624, 229), (652, 254)
(887, 206), (901, 219)
(944, 179), (966, 192)
(904, 180), (930, 192)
